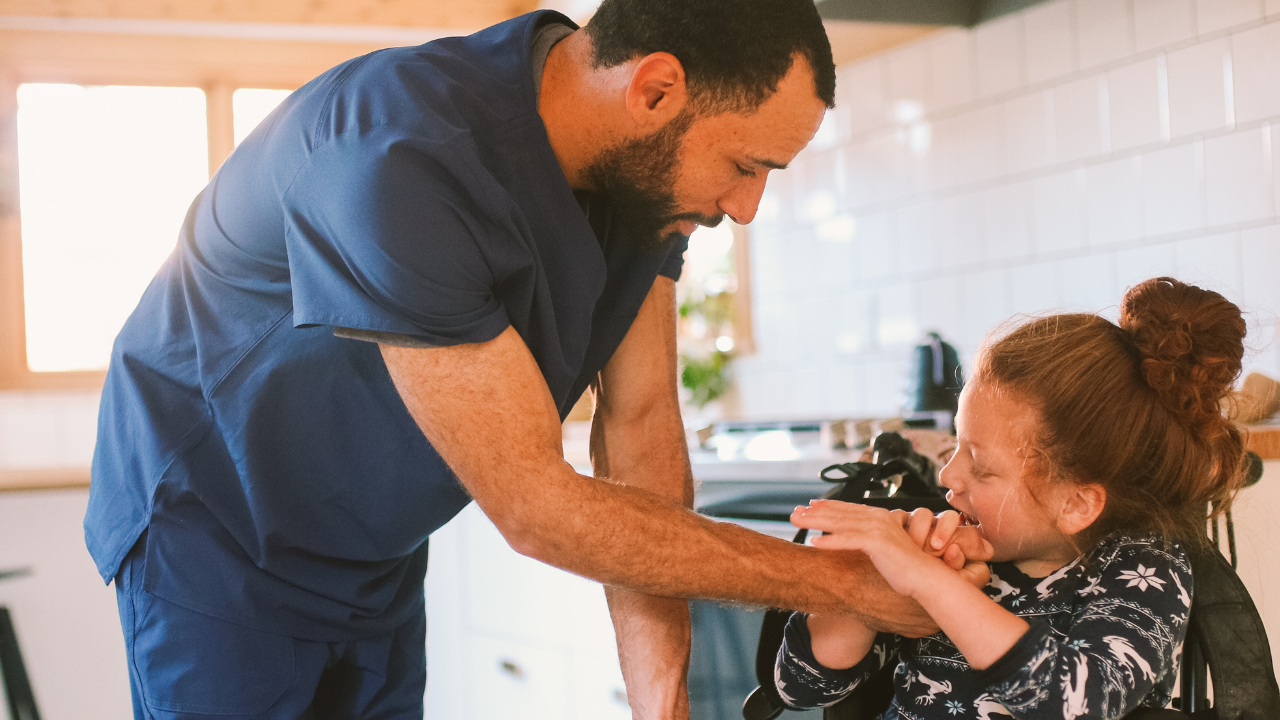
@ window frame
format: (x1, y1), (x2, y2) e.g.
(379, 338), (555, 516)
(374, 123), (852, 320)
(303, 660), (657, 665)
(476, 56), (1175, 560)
(0, 26), (385, 390)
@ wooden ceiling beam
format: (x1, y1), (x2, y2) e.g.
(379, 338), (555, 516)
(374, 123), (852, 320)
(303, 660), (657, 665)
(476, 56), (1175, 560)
(0, 0), (541, 30)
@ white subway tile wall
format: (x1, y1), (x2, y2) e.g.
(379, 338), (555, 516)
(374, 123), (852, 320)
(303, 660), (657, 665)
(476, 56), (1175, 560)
(1194, 0), (1264, 34)
(1166, 38), (1232, 138)
(1054, 76), (1109, 160)
(1025, 0), (1079, 84)
(1107, 58), (1164, 150)
(1076, 0), (1136, 69)
(1232, 21), (1280, 124)
(735, 0), (1280, 418)
(1204, 127), (1275, 225)
(1086, 156), (1145, 245)
(974, 14), (1027, 99)
(1133, 0), (1196, 53)
(1141, 141), (1207, 236)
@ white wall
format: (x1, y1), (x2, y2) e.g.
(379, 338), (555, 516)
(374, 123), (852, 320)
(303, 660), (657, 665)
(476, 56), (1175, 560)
(0, 489), (131, 720)
(737, 0), (1280, 419)
(0, 391), (99, 470)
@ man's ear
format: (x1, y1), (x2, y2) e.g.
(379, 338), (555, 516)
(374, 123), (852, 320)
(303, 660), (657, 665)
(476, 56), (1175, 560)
(624, 52), (687, 129)
(1058, 483), (1106, 536)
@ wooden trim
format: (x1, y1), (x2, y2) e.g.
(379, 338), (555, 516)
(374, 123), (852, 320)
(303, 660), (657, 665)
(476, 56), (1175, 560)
(1246, 426), (1280, 461)
(0, 1), (535, 32)
(206, 81), (234, 174)
(0, 467), (91, 492)
(0, 28), (389, 87)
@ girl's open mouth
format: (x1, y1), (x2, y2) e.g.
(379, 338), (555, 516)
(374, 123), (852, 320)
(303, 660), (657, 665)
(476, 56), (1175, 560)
(959, 512), (980, 527)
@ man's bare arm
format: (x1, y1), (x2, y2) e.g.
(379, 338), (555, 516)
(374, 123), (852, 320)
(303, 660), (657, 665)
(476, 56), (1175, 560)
(589, 277), (692, 719)
(381, 329), (952, 633)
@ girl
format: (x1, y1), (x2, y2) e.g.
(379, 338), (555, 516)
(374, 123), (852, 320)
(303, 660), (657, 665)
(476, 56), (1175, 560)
(776, 277), (1248, 719)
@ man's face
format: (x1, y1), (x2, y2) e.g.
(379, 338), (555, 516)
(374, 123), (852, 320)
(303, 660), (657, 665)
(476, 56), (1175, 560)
(584, 56), (828, 249)
(581, 107), (708, 251)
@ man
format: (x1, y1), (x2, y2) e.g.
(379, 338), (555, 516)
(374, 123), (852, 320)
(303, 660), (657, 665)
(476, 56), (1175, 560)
(86, 0), (990, 717)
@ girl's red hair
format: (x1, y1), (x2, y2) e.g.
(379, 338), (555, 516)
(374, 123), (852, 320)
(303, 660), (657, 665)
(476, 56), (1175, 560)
(972, 277), (1247, 546)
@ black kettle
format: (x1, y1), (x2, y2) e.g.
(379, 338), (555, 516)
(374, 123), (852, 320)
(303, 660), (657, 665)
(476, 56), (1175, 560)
(906, 332), (963, 415)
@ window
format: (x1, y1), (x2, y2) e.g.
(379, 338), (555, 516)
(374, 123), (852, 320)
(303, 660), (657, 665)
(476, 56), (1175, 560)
(0, 25), (360, 389)
(16, 83), (210, 372)
(676, 222), (754, 414)
(233, 88), (293, 146)
(10, 84), (292, 375)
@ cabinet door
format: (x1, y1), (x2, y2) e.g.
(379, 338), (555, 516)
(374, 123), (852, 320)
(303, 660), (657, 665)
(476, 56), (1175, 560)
(466, 635), (571, 720)
(462, 505), (598, 649)
(572, 648), (632, 720)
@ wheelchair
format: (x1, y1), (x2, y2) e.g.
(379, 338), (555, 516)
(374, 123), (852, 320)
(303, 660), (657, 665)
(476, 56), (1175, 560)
(722, 433), (1280, 720)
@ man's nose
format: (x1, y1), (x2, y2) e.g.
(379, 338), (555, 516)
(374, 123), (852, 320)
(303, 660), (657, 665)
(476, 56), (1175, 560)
(717, 174), (769, 225)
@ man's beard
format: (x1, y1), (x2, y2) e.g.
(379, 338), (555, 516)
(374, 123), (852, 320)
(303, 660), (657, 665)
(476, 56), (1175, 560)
(581, 110), (724, 252)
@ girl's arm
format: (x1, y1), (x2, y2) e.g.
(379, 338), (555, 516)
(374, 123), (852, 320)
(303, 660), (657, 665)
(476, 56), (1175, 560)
(807, 613), (879, 669)
(795, 502), (1192, 719)
(775, 612), (898, 709)
(910, 566), (1029, 669)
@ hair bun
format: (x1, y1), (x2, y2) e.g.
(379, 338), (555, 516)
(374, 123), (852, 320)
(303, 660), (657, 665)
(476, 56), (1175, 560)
(1119, 277), (1246, 434)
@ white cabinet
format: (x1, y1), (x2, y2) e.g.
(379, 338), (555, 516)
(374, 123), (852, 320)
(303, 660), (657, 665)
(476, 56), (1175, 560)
(426, 503), (629, 719)
(572, 646), (632, 720)
(466, 635), (571, 719)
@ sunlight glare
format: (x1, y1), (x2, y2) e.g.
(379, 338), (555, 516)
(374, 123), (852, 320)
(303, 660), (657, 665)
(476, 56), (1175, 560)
(233, 88), (292, 147)
(17, 83), (208, 372)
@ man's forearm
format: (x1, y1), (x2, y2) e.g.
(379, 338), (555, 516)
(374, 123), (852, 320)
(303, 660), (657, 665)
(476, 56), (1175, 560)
(510, 467), (933, 632)
(589, 374), (694, 719)
(604, 587), (690, 718)
(380, 332), (935, 631)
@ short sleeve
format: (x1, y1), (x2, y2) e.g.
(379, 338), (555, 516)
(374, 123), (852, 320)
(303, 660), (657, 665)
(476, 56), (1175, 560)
(282, 130), (512, 347)
(658, 233), (689, 281)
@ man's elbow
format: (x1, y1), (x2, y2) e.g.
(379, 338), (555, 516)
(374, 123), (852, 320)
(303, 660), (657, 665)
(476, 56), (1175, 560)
(487, 508), (547, 560)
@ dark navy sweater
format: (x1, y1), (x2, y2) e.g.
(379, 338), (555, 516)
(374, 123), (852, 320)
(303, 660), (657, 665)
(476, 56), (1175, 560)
(776, 533), (1192, 719)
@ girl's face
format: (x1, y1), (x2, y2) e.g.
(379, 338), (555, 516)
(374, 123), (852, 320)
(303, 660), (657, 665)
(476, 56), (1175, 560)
(939, 385), (1079, 575)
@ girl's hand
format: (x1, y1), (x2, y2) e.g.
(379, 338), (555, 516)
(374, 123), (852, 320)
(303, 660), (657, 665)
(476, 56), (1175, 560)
(892, 507), (964, 567)
(791, 501), (953, 599)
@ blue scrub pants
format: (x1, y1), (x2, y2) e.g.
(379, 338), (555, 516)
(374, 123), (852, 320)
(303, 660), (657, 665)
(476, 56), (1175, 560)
(114, 534), (427, 720)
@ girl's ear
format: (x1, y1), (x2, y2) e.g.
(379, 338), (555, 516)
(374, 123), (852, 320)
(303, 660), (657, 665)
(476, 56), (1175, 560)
(1058, 483), (1106, 536)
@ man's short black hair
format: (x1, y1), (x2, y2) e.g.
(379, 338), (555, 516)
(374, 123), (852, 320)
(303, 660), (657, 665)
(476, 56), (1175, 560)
(584, 0), (836, 114)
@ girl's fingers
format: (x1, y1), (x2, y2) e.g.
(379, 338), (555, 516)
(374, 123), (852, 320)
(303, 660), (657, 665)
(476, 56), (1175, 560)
(941, 543), (965, 570)
(906, 508), (934, 549)
(929, 511), (962, 551)
(957, 560), (991, 589)
(810, 533), (859, 550)
(791, 500), (883, 530)
(887, 509), (910, 527)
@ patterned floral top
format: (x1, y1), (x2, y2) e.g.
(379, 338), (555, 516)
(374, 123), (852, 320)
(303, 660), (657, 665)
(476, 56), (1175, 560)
(775, 533), (1193, 719)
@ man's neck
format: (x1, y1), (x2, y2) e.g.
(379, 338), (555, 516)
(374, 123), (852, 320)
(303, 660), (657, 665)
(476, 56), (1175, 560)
(538, 31), (626, 191)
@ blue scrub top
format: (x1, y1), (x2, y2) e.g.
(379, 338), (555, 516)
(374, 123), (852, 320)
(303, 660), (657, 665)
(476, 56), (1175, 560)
(85, 11), (687, 641)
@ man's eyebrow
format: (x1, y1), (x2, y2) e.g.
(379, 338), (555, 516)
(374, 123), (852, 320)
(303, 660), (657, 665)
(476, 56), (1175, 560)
(748, 156), (789, 170)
